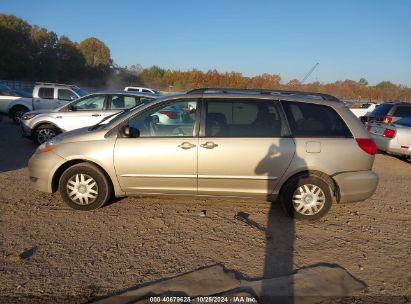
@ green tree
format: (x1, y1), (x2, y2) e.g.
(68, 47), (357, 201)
(359, 78), (368, 86)
(29, 25), (59, 81)
(78, 37), (112, 68)
(0, 14), (31, 79)
(55, 36), (85, 82)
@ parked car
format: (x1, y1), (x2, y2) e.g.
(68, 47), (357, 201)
(28, 88), (378, 220)
(369, 118), (411, 159)
(0, 88), (33, 122)
(350, 102), (378, 118)
(21, 91), (159, 144)
(4, 83), (88, 123)
(361, 103), (411, 125)
(124, 86), (160, 94)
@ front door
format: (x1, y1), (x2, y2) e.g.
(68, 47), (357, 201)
(114, 98), (199, 194)
(198, 98), (295, 199)
(61, 94), (108, 131)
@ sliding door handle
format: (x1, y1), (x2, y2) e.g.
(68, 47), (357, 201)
(200, 142), (218, 149)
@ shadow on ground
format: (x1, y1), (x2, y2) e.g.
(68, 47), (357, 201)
(0, 116), (36, 172)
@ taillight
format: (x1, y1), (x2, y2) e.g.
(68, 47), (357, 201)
(159, 110), (178, 119)
(383, 116), (392, 123)
(367, 126), (371, 131)
(383, 129), (396, 138)
(356, 138), (377, 155)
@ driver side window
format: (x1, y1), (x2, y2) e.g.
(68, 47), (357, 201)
(72, 95), (105, 111)
(128, 99), (197, 137)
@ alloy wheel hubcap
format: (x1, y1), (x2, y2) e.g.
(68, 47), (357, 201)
(66, 173), (98, 205)
(37, 129), (56, 143)
(15, 111), (24, 123)
(292, 184), (326, 215)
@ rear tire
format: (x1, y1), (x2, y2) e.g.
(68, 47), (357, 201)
(59, 163), (112, 211)
(10, 106), (29, 124)
(280, 174), (332, 221)
(34, 124), (60, 145)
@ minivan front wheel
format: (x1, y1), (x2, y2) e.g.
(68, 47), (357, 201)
(281, 175), (332, 220)
(59, 163), (112, 210)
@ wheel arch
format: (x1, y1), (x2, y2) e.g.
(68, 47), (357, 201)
(51, 159), (116, 197)
(278, 170), (339, 201)
(8, 104), (30, 117)
(33, 121), (62, 133)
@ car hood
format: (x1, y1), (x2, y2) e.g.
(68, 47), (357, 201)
(28, 109), (57, 115)
(55, 126), (107, 144)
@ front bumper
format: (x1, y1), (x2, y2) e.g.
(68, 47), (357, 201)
(333, 171), (378, 203)
(28, 151), (66, 193)
(20, 121), (33, 138)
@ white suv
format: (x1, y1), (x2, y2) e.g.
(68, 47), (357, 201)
(124, 87), (160, 94)
(21, 91), (159, 144)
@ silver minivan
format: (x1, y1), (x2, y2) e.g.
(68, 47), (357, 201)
(28, 88), (379, 220)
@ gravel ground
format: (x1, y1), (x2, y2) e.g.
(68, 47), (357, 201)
(0, 116), (410, 303)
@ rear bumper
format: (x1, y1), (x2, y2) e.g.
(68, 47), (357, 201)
(333, 171), (378, 203)
(371, 134), (411, 157)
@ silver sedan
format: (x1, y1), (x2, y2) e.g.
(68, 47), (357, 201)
(369, 118), (411, 159)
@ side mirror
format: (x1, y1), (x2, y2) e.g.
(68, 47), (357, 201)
(151, 115), (160, 124)
(68, 104), (76, 111)
(122, 125), (130, 137)
(121, 125), (140, 138)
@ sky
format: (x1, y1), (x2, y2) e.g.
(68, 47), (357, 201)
(1, 0), (410, 86)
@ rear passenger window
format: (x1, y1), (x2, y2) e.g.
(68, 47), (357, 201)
(282, 101), (352, 138)
(38, 88), (54, 99)
(205, 99), (286, 137)
(393, 106), (411, 117)
(110, 95), (137, 109)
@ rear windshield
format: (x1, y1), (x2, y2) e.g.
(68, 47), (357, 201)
(282, 101), (352, 138)
(370, 104), (394, 115)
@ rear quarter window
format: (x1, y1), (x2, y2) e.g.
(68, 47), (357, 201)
(282, 101), (352, 138)
(393, 106), (411, 117)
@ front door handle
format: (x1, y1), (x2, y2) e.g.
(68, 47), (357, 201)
(92, 114), (101, 117)
(200, 141), (218, 149)
(178, 142), (196, 150)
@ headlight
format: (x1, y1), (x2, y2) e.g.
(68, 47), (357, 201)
(36, 137), (62, 153)
(22, 113), (39, 120)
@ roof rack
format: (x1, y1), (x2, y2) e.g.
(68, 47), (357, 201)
(35, 82), (77, 87)
(186, 88), (340, 102)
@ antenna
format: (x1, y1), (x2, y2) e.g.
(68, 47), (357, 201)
(301, 63), (319, 84)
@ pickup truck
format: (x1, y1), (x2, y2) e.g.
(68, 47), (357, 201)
(349, 102), (378, 118)
(1, 83), (87, 123)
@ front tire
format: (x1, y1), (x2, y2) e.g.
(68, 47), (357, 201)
(280, 174), (332, 220)
(34, 124), (60, 144)
(59, 163), (112, 211)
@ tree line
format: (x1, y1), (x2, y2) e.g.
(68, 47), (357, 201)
(1, 13), (410, 101)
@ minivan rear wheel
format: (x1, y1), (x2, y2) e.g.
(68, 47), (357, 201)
(59, 163), (112, 211)
(280, 175), (332, 220)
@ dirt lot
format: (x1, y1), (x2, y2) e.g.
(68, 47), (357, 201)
(0, 116), (410, 303)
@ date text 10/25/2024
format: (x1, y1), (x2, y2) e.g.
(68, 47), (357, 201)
(149, 296), (257, 303)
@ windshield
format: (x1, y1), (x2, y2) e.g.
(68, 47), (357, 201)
(72, 87), (88, 97)
(90, 104), (144, 130)
(370, 104), (393, 115)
